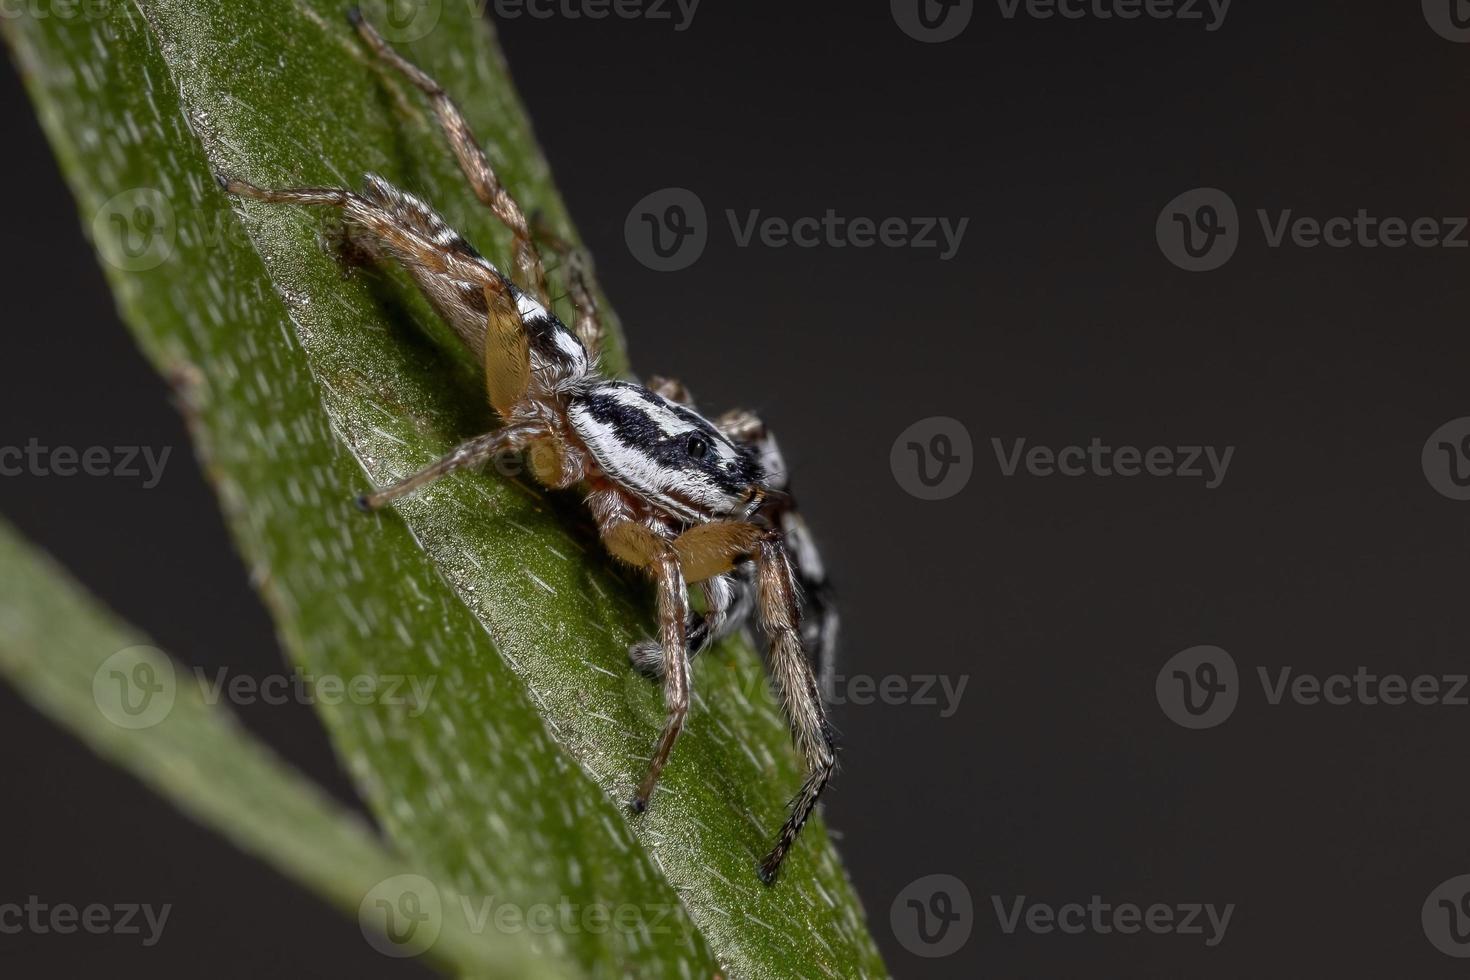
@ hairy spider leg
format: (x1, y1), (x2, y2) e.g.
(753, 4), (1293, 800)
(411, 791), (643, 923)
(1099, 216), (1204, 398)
(219, 177), (542, 501)
(753, 530), (838, 883)
(350, 6), (550, 308)
(531, 211), (605, 361)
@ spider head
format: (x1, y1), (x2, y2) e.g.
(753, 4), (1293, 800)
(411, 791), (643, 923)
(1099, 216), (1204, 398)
(569, 381), (766, 522)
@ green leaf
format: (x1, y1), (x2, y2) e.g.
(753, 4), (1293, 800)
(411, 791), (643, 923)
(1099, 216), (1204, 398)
(3, 1), (887, 977)
(0, 518), (563, 978)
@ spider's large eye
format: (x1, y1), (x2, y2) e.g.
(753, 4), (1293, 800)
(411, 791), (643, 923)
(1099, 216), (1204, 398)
(685, 433), (710, 461)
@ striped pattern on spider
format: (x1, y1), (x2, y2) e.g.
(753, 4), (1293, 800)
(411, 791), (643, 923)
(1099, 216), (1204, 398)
(219, 7), (838, 883)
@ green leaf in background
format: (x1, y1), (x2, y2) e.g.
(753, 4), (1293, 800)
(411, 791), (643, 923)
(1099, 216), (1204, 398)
(2, 0), (887, 976)
(0, 517), (563, 979)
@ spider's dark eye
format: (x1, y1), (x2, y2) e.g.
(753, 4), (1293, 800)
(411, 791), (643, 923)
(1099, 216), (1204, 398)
(686, 433), (709, 461)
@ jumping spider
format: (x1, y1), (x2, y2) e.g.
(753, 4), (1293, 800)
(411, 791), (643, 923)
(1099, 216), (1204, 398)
(221, 9), (838, 883)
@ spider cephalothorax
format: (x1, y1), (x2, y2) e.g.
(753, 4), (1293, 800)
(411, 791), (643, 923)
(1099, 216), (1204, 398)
(221, 8), (837, 883)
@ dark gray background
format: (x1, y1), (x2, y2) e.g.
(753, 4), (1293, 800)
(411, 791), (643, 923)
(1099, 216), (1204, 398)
(5, 1), (1470, 976)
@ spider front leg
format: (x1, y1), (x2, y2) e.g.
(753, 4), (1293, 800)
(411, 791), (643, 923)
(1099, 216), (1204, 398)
(637, 547), (692, 811)
(604, 521), (692, 812)
(349, 8), (550, 306)
(356, 423), (538, 511)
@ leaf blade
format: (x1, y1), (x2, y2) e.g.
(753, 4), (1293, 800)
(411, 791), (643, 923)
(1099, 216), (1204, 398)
(0, 517), (565, 979)
(4, 0), (887, 975)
